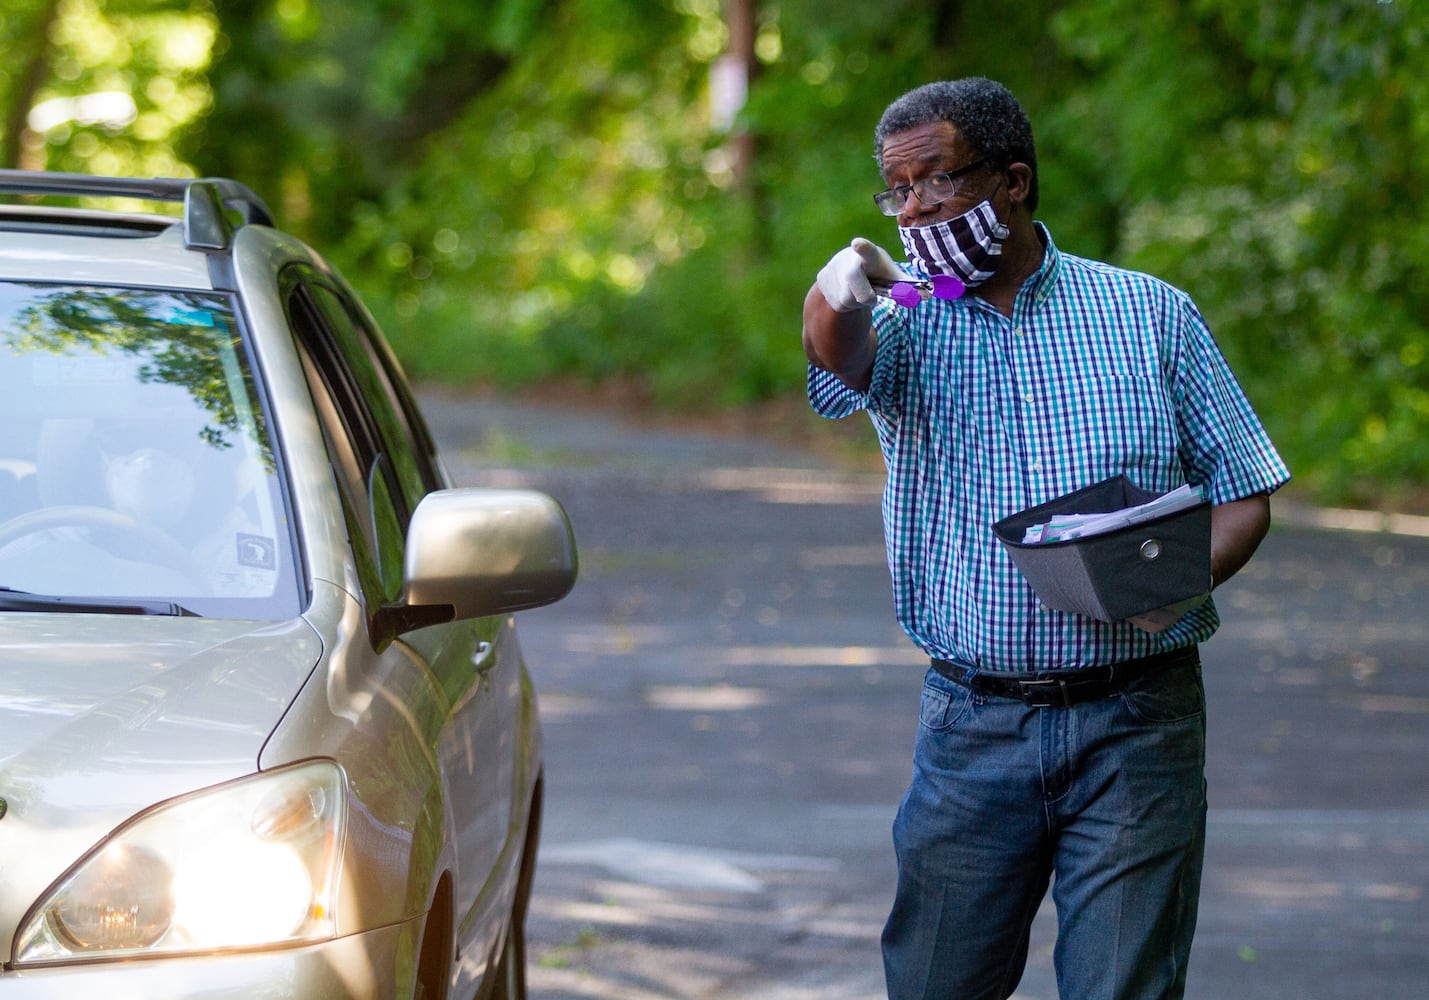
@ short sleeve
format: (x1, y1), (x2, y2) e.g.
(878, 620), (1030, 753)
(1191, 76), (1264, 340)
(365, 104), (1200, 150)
(806, 302), (910, 422)
(1172, 299), (1291, 503)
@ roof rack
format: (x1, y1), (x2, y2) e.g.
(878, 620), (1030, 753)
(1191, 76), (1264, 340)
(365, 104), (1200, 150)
(0, 170), (274, 252)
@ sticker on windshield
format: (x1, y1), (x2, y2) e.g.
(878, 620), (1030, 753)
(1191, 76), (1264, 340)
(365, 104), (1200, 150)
(236, 533), (277, 570)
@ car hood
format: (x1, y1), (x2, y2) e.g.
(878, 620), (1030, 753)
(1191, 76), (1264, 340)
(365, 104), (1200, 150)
(0, 612), (323, 949)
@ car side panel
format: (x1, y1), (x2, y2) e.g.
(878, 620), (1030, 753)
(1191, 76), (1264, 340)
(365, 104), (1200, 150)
(399, 613), (536, 997)
(261, 584), (449, 933)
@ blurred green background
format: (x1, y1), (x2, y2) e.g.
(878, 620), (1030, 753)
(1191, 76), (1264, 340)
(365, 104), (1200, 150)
(2, 0), (1423, 509)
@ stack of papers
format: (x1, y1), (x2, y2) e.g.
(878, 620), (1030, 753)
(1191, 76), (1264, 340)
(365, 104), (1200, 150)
(1021, 484), (1204, 544)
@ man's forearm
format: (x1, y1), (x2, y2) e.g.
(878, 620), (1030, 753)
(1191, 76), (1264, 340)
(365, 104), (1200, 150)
(803, 284), (877, 391)
(1210, 492), (1272, 588)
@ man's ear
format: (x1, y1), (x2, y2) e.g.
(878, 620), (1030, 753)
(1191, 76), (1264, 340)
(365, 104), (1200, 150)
(1005, 163), (1033, 207)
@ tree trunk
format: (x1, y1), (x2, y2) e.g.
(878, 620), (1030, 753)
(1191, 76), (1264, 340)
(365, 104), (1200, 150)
(724, 0), (756, 191)
(2, 0), (62, 170)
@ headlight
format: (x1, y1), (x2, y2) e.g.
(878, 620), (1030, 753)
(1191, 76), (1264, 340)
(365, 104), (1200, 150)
(14, 760), (346, 965)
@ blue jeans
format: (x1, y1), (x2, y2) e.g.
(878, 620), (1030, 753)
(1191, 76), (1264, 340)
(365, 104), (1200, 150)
(882, 653), (1207, 1000)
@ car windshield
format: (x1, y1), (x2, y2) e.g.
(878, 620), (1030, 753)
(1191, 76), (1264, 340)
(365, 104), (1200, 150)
(0, 281), (301, 619)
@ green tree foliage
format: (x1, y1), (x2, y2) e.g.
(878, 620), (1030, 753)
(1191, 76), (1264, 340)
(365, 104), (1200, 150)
(1157, 3), (1423, 507)
(186, 0), (551, 240)
(332, 0), (717, 396)
(0, 0), (214, 179)
(1, 0), (1424, 507)
(1047, 0), (1425, 506)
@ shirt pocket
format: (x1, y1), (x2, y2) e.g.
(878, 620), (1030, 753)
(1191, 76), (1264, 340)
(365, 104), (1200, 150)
(1046, 375), (1182, 489)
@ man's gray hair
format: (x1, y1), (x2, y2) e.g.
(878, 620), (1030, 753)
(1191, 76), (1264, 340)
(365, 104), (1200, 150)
(874, 78), (1038, 212)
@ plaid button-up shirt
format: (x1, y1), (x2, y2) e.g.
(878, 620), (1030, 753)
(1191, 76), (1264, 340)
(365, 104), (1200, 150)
(809, 226), (1290, 672)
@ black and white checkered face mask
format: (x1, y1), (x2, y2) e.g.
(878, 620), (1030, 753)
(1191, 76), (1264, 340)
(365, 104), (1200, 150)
(898, 198), (1010, 287)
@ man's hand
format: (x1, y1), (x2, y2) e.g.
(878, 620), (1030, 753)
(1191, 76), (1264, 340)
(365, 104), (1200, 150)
(815, 237), (911, 312)
(1125, 493), (1272, 633)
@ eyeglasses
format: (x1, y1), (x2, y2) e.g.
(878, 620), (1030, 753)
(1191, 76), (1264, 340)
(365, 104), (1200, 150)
(873, 159), (988, 216)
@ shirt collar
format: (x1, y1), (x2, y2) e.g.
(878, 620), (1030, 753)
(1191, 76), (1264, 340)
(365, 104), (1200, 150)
(1022, 222), (1061, 307)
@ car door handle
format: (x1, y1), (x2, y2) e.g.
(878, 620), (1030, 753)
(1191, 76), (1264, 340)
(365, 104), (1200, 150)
(471, 640), (496, 673)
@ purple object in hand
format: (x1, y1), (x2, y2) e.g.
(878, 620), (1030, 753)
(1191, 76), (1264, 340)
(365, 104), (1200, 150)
(889, 282), (923, 308)
(930, 274), (965, 300)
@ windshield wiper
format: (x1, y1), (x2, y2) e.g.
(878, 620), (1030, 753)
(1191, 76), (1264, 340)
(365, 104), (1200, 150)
(0, 588), (200, 617)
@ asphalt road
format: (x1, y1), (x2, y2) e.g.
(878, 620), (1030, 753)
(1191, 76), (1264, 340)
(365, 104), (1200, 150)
(421, 386), (1429, 1000)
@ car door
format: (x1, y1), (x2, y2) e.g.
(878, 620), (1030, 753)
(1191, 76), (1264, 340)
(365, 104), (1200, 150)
(284, 271), (514, 959)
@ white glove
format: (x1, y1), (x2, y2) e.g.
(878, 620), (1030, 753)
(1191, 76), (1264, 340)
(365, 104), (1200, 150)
(815, 237), (913, 312)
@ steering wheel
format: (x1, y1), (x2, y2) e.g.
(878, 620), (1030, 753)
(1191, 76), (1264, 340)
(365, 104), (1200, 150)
(0, 504), (206, 591)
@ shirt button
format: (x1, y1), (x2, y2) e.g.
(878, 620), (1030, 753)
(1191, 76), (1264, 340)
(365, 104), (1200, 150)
(1031, 461), (1042, 472)
(1022, 393), (1034, 404)
(1013, 327), (1025, 337)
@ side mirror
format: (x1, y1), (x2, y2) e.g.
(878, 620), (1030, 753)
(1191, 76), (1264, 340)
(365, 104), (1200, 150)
(398, 488), (577, 622)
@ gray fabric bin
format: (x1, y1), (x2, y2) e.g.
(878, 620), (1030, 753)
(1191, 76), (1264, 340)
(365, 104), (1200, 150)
(993, 476), (1211, 624)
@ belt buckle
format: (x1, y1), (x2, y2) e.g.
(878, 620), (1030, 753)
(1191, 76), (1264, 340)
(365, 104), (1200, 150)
(1018, 676), (1072, 708)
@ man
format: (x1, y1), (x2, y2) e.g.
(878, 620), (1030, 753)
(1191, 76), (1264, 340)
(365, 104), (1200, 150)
(802, 78), (1290, 1000)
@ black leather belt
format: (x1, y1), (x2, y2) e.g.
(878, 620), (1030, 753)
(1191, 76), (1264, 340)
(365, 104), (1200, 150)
(931, 646), (1198, 708)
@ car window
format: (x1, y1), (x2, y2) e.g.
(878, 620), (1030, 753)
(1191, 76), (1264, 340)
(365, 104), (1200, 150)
(304, 281), (437, 508)
(284, 270), (437, 608)
(0, 280), (302, 618)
